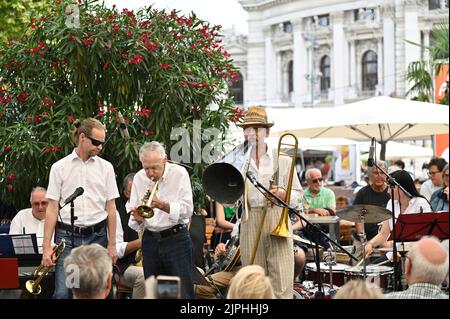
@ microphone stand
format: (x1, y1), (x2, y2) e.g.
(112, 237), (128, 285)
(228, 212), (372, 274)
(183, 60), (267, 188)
(246, 172), (358, 299)
(59, 200), (78, 248)
(371, 162), (412, 292)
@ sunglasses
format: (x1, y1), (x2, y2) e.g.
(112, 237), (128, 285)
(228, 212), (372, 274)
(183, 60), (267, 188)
(86, 135), (105, 146)
(311, 178), (323, 183)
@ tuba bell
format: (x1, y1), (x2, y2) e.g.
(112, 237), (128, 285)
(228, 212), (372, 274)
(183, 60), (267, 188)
(202, 141), (253, 205)
(136, 180), (159, 218)
(25, 240), (66, 295)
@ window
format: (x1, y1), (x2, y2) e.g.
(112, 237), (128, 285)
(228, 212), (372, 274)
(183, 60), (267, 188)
(354, 8), (375, 21)
(318, 15), (330, 26)
(229, 72), (243, 105)
(320, 55), (331, 92)
(283, 21), (293, 33)
(288, 60), (293, 93)
(429, 0), (448, 9)
(362, 50), (378, 91)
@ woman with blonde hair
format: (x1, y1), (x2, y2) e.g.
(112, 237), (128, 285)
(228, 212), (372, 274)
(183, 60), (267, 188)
(227, 265), (275, 299)
(334, 279), (384, 299)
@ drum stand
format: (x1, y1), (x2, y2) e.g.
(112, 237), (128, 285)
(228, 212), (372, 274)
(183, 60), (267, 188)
(325, 248), (337, 298)
(358, 214), (368, 280)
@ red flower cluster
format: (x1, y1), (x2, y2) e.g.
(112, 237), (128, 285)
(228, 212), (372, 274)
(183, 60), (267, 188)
(6, 174), (16, 181)
(44, 145), (59, 153)
(32, 42), (48, 57)
(16, 92), (30, 103)
(229, 107), (244, 123)
(41, 97), (56, 107)
(128, 54), (143, 65)
(82, 38), (94, 46)
(3, 146), (12, 152)
(136, 108), (151, 118)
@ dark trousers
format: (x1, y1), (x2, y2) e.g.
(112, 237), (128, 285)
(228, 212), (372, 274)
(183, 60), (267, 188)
(142, 227), (194, 299)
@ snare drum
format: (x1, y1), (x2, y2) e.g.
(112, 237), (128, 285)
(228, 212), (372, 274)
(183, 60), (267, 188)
(305, 262), (350, 287)
(344, 265), (393, 289)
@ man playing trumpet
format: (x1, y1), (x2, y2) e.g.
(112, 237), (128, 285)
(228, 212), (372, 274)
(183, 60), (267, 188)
(128, 141), (195, 299)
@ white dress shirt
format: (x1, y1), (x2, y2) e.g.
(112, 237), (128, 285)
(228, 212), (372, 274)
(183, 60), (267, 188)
(128, 162), (193, 232)
(46, 149), (120, 227)
(247, 148), (303, 209)
(115, 211), (127, 259)
(9, 208), (54, 253)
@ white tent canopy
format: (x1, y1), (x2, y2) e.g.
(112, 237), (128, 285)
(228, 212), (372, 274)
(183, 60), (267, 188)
(267, 96), (449, 159)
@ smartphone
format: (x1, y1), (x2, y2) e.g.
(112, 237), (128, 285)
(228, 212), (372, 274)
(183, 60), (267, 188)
(156, 275), (181, 299)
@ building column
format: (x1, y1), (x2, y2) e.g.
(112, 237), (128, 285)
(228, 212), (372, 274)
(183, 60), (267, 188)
(377, 38), (383, 95)
(403, 3), (421, 92)
(382, 4), (396, 96)
(293, 19), (306, 107)
(348, 39), (357, 98)
(332, 12), (345, 105)
(264, 27), (276, 105)
(423, 27), (431, 64)
(275, 52), (282, 103)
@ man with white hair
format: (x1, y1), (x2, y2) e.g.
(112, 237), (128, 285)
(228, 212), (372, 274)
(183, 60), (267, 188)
(9, 187), (51, 252)
(385, 236), (449, 299)
(64, 244), (113, 299)
(129, 141), (194, 298)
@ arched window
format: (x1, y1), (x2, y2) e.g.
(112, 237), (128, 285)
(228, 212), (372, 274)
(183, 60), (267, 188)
(229, 71), (243, 105)
(362, 50), (378, 91)
(320, 55), (331, 92)
(288, 60), (293, 93)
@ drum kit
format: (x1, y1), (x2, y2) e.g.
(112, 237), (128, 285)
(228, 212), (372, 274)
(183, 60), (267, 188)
(295, 204), (401, 298)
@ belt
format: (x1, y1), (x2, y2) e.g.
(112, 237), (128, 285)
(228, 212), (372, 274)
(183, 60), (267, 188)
(57, 219), (107, 235)
(145, 224), (187, 240)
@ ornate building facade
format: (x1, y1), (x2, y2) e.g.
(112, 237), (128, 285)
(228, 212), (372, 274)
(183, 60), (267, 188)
(224, 0), (449, 108)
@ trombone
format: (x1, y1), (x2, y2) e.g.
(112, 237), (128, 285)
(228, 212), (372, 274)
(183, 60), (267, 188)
(25, 240), (66, 295)
(136, 180), (159, 218)
(250, 133), (298, 263)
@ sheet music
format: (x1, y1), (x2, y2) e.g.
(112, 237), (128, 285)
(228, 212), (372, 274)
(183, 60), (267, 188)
(11, 234), (38, 254)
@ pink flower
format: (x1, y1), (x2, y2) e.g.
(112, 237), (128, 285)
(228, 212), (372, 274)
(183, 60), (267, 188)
(7, 184), (14, 192)
(52, 146), (59, 152)
(6, 174), (16, 181)
(4, 146), (12, 152)
(44, 147), (51, 153)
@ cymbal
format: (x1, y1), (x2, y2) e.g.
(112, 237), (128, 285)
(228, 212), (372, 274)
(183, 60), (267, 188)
(373, 242), (415, 253)
(336, 204), (391, 223)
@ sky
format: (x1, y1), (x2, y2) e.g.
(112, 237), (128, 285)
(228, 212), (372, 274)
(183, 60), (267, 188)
(102, 0), (248, 34)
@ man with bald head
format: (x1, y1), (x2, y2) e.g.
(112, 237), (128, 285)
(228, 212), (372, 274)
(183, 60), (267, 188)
(385, 236), (449, 299)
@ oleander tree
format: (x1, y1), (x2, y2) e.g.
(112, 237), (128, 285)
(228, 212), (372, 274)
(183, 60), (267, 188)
(0, 0), (243, 211)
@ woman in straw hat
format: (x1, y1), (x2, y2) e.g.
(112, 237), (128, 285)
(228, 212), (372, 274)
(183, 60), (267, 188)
(236, 106), (303, 299)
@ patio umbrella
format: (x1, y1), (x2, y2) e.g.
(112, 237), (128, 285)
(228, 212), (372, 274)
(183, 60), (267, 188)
(268, 96), (449, 160)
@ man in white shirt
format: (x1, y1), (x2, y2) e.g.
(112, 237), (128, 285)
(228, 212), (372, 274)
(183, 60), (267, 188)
(9, 187), (50, 252)
(236, 106), (303, 299)
(42, 118), (119, 299)
(129, 141), (194, 298)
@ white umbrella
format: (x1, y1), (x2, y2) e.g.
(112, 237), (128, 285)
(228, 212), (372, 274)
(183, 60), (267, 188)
(268, 96), (449, 160)
(359, 141), (433, 160)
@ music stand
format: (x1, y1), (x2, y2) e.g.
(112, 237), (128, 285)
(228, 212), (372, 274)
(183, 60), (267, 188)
(389, 212), (449, 242)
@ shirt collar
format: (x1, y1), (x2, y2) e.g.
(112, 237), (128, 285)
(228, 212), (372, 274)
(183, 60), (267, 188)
(70, 148), (96, 162)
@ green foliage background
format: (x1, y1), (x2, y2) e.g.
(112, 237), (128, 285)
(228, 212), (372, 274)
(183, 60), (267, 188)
(0, 0), (242, 211)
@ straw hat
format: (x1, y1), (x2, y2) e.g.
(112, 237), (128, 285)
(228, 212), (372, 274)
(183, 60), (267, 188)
(236, 105), (274, 128)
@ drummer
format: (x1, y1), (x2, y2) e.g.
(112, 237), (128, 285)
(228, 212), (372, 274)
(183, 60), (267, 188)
(352, 162), (391, 263)
(364, 170), (432, 262)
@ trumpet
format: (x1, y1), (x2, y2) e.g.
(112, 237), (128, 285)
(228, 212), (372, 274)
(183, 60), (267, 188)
(136, 180), (159, 218)
(25, 240), (66, 295)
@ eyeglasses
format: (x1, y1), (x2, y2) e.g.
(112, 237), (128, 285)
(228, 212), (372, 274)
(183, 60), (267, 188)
(428, 171), (441, 177)
(86, 135), (105, 146)
(311, 178), (323, 184)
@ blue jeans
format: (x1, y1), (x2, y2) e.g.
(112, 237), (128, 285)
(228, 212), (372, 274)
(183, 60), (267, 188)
(142, 228), (194, 299)
(53, 227), (107, 299)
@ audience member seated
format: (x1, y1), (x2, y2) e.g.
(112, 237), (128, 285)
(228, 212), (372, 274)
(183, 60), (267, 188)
(385, 236), (449, 299)
(420, 157), (447, 201)
(334, 279), (384, 299)
(227, 265), (274, 299)
(64, 244), (113, 299)
(430, 164), (449, 212)
(9, 186), (51, 252)
(210, 202), (239, 249)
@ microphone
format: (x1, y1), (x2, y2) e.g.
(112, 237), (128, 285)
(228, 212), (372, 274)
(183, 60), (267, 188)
(64, 187), (84, 205)
(368, 137), (376, 167)
(246, 171), (257, 186)
(117, 112), (130, 139)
